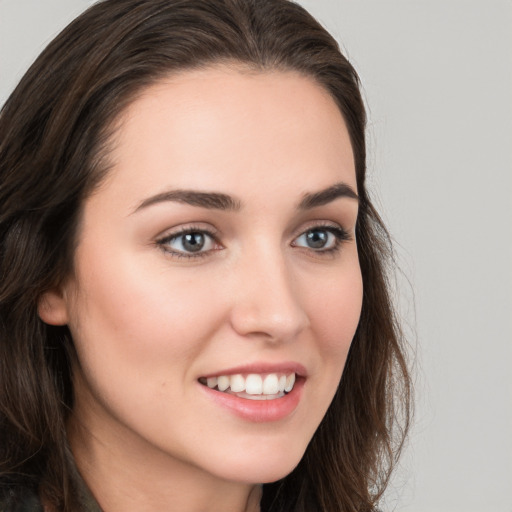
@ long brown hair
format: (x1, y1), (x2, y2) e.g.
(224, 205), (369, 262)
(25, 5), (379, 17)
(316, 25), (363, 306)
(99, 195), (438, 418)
(0, 1), (411, 510)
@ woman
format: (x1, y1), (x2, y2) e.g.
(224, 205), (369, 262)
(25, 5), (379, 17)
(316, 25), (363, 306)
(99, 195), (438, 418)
(0, 0), (411, 510)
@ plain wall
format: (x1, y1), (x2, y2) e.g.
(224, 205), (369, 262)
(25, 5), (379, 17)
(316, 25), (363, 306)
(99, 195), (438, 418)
(1, 1), (511, 511)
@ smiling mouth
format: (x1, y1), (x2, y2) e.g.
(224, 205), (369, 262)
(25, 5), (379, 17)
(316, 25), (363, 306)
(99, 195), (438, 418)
(198, 372), (296, 401)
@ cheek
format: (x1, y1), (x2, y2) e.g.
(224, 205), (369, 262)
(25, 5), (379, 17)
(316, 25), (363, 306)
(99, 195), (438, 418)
(64, 255), (231, 451)
(298, 257), (363, 408)
(306, 262), (363, 420)
(308, 262), (363, 355)
(65, 251), (226, 395)
(277, 261), (362, 461)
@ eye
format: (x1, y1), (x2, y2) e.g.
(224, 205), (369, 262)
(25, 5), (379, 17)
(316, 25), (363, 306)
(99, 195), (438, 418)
(157, 229), (219, 257)
(292, 226), (349, 252)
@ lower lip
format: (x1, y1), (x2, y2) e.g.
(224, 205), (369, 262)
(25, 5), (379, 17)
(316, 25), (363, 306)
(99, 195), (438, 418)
(199, 378), (304, 422)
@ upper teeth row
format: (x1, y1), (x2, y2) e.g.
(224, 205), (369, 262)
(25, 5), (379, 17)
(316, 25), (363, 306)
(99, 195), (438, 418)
(205, 373), (296, 395)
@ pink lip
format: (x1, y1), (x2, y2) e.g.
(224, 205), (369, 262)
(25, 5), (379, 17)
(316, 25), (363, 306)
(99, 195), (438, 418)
(198, 376), (305, 423)
(200, 361), (307, 379)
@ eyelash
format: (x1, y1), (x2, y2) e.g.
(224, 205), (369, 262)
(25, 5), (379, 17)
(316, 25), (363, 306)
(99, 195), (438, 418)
(292, 224), (351, 256)
(156, 225), (221, 260)
(155, 223), (351, 260)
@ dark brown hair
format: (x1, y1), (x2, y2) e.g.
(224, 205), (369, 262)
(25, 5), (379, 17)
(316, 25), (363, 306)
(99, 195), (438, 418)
(0, 0), (411, 510)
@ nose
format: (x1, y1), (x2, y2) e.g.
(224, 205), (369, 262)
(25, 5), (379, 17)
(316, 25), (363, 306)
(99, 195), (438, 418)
(228, 246), (310, 343)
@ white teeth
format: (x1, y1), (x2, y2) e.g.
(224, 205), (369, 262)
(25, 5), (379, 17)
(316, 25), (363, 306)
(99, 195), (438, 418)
(241, 392), (284, 400)
(245, 374), (263, 395)
(230, 374), (245, 393)
(263, 374), (279, 395)
(206, 377), (218, 389)
(217, 375), (230, 392)
(202, 372), (297, 397)
(284, 373), (295, 392)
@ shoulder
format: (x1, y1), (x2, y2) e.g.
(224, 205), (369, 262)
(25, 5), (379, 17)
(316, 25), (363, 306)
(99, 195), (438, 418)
(0, 486), (43, 512)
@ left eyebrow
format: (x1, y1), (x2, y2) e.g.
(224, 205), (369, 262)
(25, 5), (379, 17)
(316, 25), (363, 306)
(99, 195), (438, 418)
(298, 182), (359, 209)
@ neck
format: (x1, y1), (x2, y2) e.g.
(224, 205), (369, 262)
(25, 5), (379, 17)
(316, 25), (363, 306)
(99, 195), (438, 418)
(67, 414), (262, 512)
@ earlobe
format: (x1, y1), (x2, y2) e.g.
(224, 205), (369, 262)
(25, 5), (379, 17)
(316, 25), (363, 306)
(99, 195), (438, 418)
(38, 289), (69, 326)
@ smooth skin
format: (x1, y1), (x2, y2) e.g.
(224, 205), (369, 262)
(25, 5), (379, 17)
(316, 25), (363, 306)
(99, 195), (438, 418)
(39, 66), (363, 512)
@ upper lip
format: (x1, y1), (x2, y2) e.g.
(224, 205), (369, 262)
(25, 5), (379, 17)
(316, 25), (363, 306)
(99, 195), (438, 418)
(200, 362), (307, 379)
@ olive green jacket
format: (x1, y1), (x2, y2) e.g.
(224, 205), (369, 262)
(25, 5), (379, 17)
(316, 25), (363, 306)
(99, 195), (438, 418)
(0, 479), (102, 512)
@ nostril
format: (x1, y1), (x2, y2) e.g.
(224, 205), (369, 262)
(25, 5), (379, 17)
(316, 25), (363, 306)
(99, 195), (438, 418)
(229, 302), (309, 343)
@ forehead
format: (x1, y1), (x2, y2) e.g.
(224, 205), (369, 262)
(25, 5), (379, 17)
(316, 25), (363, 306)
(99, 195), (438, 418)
(100, 65), (356, 204)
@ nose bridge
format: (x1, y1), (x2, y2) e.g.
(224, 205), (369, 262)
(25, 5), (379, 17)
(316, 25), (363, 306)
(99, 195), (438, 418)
(229, 238), (309, 342)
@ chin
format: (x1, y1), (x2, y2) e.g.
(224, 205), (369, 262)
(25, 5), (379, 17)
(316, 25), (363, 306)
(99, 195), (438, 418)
(208, 441), (307, 484)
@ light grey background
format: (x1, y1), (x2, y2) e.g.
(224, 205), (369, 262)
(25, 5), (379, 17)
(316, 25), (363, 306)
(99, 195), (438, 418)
(1, 1), (511, 511)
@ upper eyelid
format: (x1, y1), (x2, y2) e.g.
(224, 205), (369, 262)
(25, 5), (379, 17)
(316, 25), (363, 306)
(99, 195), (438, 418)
(156, 227), (350, 261)
(155, 228), (221, 259)
(155, 220), (350, 242)
(154, 225), (222, 256)
(292, 225), (351, 245)
(291, 220), (351, 237)
(156, 224), (220, 242)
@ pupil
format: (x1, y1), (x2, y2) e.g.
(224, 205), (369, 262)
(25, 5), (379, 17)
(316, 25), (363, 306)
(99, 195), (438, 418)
(306, 230), (327, 249)
(183, 233), (204, 252)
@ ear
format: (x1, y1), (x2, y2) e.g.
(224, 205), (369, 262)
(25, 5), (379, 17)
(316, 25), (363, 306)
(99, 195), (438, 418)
(38, 288), (69, 326)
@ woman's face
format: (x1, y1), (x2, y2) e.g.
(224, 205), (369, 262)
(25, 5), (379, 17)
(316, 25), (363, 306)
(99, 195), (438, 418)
(42, 67), (362, 485)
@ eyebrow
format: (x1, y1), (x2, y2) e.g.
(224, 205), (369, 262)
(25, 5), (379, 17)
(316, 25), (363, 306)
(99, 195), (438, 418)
(133, 181), (358, 214)
(134, 189), (242, 213)
(298, 182), (359, 209)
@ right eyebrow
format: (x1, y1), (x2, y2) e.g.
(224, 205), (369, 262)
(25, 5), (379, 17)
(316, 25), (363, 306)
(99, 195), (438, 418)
(132, 189), (242, 214)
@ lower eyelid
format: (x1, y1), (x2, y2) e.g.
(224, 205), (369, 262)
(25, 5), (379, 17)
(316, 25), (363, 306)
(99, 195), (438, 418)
(290, 229), (349, 254)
